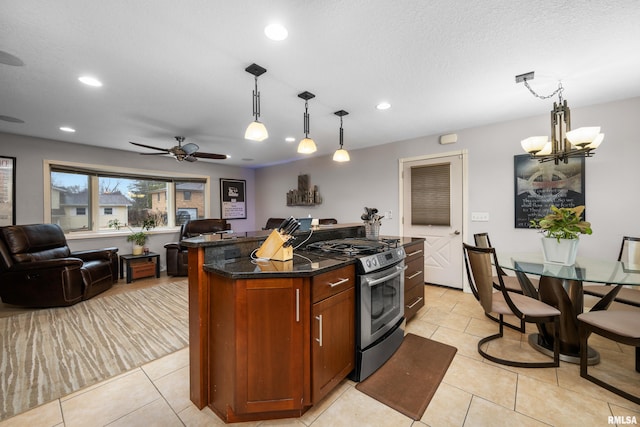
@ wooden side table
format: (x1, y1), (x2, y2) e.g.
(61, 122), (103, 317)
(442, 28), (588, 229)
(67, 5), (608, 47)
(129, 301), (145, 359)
(120, 252), (160, 283)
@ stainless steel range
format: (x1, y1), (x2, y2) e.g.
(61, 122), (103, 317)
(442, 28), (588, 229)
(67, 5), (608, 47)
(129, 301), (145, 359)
(306, 238), (406, 381)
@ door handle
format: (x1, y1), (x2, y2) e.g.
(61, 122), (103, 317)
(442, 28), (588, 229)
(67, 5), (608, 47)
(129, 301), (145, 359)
(315, 315), (323, 347)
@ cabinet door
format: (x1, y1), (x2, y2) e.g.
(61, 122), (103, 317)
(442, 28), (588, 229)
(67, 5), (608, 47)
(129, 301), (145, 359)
(237, 277), (308, 414)
(312, 287), (355, 403)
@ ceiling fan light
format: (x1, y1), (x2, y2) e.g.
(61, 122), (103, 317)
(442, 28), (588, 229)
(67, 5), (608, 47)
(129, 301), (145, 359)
(521, 136), (548, 153)
(566, 126), (601, 147)
(333, 148), (350, 162)
(297, 138), (317, 154)
(245, 121), (268, 141)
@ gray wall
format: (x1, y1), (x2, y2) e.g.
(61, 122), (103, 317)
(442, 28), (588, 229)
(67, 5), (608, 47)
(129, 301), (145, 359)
(3, 96), (639, 268)
(0, 132), (256, 269)
(255, 96), (640, 259)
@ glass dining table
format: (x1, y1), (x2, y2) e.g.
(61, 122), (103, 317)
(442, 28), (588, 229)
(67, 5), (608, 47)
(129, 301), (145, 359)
(496, 252), (640, 365)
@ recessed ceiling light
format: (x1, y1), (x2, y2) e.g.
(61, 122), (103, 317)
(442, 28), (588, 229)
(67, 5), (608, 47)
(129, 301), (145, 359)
(60, 126), (76, 133)
(78, 76), (103, 87)
(285, 137), (295, 142)
(264, 23), (288, 41)
(376, 102), (391, 110)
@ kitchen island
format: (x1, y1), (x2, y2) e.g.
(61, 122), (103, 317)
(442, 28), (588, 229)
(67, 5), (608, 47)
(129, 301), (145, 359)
(182, 224), (425, 422)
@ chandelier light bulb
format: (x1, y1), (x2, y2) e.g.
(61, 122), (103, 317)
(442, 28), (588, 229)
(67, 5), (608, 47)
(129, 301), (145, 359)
(333, 148), (350, 162)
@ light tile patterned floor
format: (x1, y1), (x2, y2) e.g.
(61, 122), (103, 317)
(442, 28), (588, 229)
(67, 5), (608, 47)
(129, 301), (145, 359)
(1, 283), (639, 426)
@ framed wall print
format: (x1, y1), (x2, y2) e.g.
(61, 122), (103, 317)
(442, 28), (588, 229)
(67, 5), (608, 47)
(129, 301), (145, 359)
(220, 178), (246, 220)
(0, 156), (16, 226)
(514, 154), (585, 228)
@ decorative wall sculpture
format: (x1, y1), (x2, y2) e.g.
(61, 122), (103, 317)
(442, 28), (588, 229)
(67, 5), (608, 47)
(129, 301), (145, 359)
(286, 174), (322, 206)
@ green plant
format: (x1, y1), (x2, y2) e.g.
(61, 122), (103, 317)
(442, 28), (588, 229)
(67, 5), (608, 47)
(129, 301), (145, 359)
(529, 205), (592, 241)
(109, 217), (156, 246)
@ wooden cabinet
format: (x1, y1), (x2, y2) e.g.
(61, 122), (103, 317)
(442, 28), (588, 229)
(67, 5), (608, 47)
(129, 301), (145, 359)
(209, 274), (310, 422)
(208, 264), (355, 422)
(311, 265), (355, 403)
(403, 239), (425, 321)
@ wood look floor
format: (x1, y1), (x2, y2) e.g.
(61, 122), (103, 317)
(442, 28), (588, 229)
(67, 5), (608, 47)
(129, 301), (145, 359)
(1, 276), (639, 426)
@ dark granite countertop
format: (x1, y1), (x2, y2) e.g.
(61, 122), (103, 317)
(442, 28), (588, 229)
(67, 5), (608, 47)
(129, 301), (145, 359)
(202, 235), (424, 279)
(203, 250), (355, 279)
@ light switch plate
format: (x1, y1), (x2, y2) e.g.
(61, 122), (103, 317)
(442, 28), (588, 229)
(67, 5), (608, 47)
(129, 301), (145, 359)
(471, 212), (489, 222)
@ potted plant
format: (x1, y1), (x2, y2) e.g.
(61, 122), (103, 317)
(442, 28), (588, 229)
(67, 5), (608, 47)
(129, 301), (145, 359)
(529, 205), (592, 265)
(109, 218), (156, 255)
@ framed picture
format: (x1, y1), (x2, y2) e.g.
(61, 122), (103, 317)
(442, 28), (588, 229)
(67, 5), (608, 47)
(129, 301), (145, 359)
(0, 156), (16, 226)
(220, 178), (246, 220)
(514, 154), (585, 228)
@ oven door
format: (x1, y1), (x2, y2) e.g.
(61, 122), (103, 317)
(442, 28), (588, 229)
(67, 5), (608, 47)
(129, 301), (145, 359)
(359, 261), (406, 349)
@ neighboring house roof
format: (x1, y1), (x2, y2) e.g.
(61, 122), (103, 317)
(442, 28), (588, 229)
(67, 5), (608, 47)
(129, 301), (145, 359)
(58, 190), (132, 207)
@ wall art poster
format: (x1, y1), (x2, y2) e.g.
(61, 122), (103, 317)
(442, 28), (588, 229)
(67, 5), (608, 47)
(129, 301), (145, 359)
(514, 154), (585, 228)
(0, 156), (16, 226)
(220, 178), (246, 219)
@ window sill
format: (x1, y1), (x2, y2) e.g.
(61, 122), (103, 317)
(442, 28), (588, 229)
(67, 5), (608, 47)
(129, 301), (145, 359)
(65, 228), (180, 240)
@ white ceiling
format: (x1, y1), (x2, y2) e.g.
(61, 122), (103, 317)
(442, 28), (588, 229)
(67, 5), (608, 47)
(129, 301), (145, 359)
(2, 0), (639, 168)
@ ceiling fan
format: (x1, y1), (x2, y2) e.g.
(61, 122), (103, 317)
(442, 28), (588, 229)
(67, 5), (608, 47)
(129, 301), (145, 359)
(129, 136), (227, 162)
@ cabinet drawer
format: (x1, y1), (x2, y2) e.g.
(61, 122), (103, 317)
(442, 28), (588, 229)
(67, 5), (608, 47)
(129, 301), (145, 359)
(405, 258), (423, 281)
(130, 262), (156, 279)
(405, 281), (425, 320)
(403, 242), (424, 260)
(312, 265), (355, 303)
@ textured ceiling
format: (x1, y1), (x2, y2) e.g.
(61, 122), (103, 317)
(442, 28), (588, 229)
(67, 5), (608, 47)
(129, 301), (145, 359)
(1, 0), (639, 167)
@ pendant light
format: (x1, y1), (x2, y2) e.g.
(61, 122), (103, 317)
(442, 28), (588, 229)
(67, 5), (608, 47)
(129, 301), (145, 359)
(297, 91), (317, 154)
(244, 63), (268, 141)
(333, 110), (350, 162)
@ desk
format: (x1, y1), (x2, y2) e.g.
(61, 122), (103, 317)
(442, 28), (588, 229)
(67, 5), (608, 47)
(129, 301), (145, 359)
(120, 252), (161, 283)
(497, 252), (640, 365)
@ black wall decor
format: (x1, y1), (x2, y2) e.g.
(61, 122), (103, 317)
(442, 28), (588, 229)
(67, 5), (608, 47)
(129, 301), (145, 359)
(514, 154), (585, 228)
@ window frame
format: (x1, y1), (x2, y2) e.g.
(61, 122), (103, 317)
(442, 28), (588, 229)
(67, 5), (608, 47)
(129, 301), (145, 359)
(44, 160), (210, 237)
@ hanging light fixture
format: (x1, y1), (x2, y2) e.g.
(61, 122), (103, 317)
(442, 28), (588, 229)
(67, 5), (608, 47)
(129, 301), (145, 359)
(297, 91), (317, 154)
(333, 110), (350, 162)
(516, 71), (603, 164)
(244, 63), (268, 141)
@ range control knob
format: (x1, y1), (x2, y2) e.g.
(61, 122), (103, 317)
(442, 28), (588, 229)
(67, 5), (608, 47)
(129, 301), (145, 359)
(366, 259), (372, 268)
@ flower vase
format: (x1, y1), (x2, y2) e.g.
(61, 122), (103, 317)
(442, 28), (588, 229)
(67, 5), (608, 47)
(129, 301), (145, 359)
(541, 237), (579, 266)
(132, 244), (144, 255)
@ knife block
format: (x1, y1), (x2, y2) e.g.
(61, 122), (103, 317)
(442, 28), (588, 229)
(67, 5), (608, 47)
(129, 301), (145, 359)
(256, 230), (293, 261)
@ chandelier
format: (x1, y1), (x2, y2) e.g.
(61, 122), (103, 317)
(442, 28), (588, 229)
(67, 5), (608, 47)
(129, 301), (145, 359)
(517, 71), (604, 164)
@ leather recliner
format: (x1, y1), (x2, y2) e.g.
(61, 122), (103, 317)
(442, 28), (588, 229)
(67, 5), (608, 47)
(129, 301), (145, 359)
(165, 219), (230, 276)
(0, 223), (119, 307)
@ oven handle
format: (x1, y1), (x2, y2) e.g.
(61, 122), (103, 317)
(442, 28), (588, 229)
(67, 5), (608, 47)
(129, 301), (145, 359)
(364, 265), (407, 287)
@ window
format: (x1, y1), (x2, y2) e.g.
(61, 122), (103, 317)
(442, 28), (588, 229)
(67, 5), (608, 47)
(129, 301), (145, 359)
(183, 191), (192, 201)
(46, 161), (208, 233)
(411, 164), (451, 226)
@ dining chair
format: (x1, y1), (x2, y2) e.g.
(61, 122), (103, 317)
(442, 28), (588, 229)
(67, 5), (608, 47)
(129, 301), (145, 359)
(583, 236), (640, 308)
(473, 232), (539, 296)
(577, 310), (640, 404)
(463, 243), (560, 368)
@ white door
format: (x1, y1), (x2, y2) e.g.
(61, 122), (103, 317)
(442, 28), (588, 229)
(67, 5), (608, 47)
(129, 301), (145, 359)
(401, 153), (465, 289)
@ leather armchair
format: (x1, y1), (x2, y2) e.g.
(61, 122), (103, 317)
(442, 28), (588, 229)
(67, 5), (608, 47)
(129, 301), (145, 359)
(0, 224), (119, 307)
(165, 219), (230, 276)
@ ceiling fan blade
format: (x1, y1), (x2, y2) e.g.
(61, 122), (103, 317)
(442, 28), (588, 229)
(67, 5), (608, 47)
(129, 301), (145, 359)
(182, 143), (199, 155)
(139, 152), (170, 155)
(193, 152), (228, 160)
(129, 141), (170, 152)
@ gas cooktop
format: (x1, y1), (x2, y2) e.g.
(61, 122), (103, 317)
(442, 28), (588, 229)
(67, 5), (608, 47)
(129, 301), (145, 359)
(305, 237), (400, 256)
